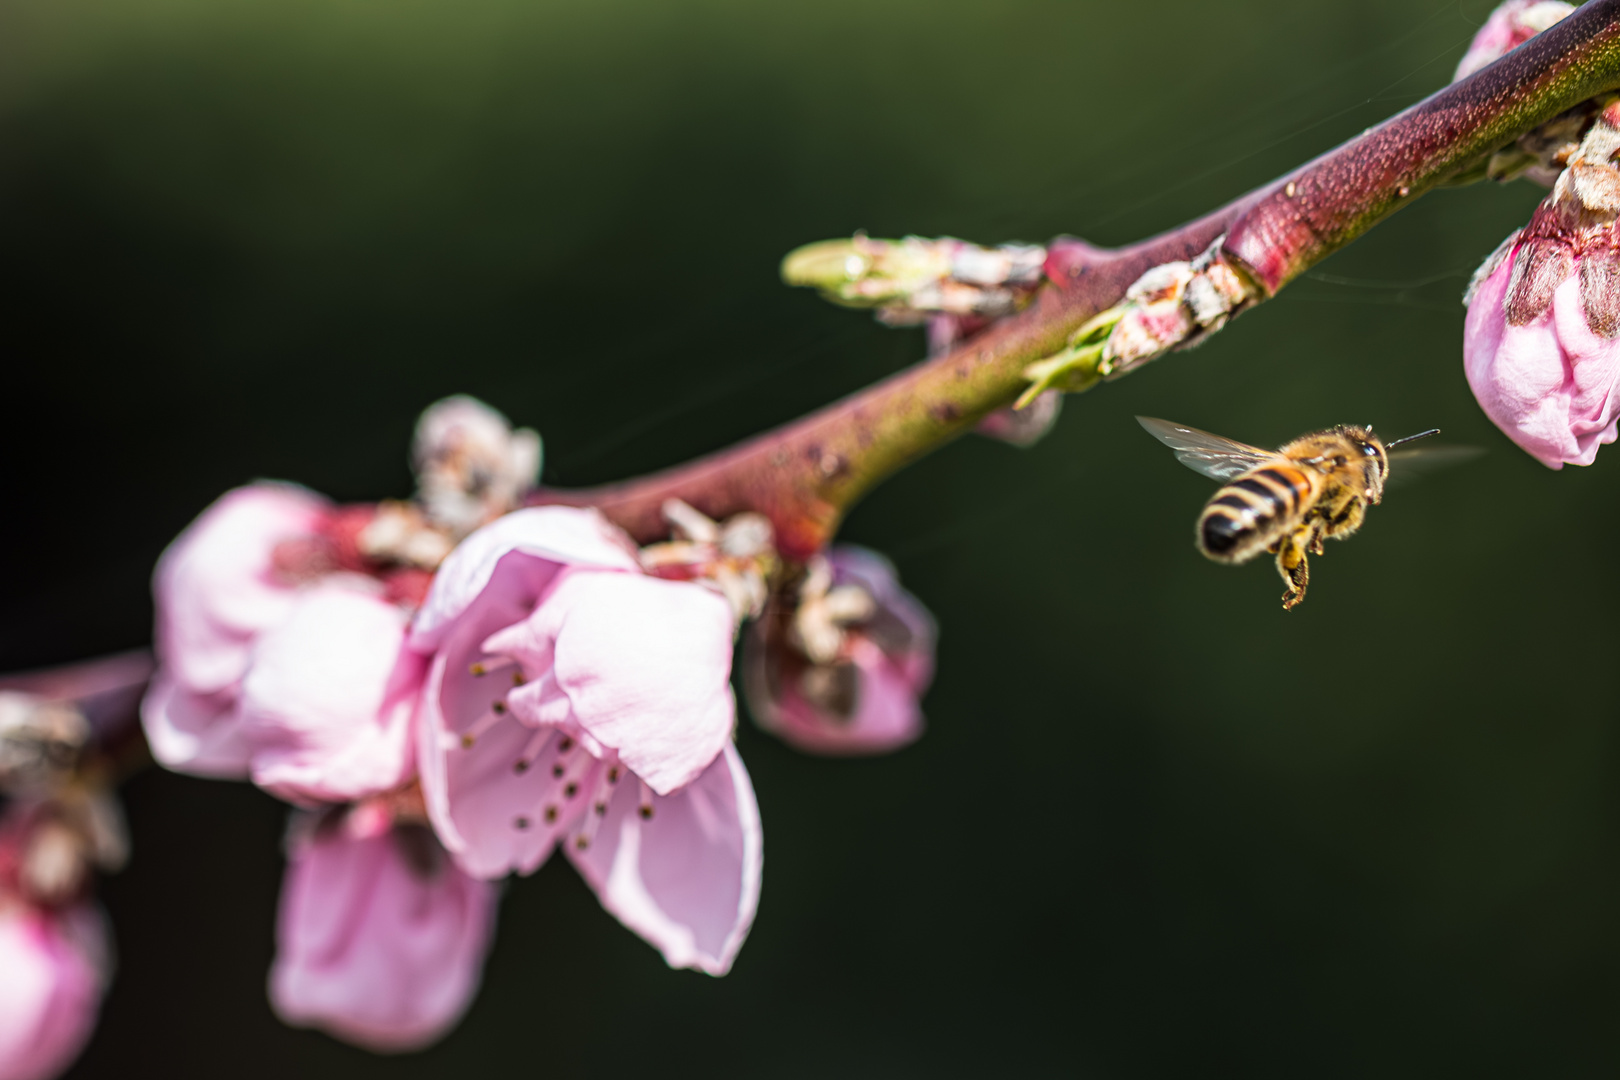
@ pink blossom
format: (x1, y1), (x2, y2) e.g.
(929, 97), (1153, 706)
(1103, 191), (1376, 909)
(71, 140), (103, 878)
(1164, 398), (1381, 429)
(0, 901), (109, 1080)
(1462, 99), (1620, 469)
(143, 483), (330, 777)
(269, 815), (496, 1053)
(743, 546), (935, 756)
(237, 582), (423, 805)
(144, 485), (421, 803)
(1454, 1), (1573, 81)
(1464, 245), (1620, 467)
(411, 507), (762, 974)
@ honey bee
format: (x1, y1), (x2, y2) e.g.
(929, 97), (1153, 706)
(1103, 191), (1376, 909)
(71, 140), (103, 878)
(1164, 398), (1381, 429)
(1138, 416), (1469, 609)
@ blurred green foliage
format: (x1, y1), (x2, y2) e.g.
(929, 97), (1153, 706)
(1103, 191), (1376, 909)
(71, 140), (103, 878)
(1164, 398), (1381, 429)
(1, 0), (1616, 1076)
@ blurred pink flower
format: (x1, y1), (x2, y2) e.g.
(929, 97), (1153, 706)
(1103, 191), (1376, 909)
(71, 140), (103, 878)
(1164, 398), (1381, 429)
(143, 483), (330, 777)
(238, 583), (423, 805)
(1454, 1), (1572, 81)
(0, 901), (109, 1080)
(144, 485), (421, 803)
(269, 814), (496, 1053)
(411, 507), (762, 974)
(743, 546), (935, 756)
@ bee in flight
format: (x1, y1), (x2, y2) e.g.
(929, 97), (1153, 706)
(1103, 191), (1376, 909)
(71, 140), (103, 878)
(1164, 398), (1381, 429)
(1138, 416), (1468, 610)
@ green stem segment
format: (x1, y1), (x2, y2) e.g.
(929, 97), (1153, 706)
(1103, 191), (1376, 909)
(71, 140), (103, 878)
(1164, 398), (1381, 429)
(536, 0), (1620, 560)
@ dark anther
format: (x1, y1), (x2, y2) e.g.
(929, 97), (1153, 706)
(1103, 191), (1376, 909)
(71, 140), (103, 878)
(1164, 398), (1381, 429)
(514, 816), (530, 830)
(638, 804), (655, 820)
(543, 806), (558, 823)
(492, 701), (507, 714)
(564, 782), (578, 798)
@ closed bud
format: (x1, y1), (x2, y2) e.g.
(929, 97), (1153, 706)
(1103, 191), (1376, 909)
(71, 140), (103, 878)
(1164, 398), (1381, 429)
(782, 234), (1045, 324)
(1017, 240), (1254, 406)
(1463, 97), (1620, 467)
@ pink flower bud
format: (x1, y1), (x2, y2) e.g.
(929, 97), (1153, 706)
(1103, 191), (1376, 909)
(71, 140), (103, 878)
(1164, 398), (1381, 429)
(269, 819), (496, 1052)
(1463, 99), (1620, 467)
(1454, 1), (1573, 81)
(0, 900), (110, 1080)
(743, 546), (935, 756)
(781, 235), (1047, 324)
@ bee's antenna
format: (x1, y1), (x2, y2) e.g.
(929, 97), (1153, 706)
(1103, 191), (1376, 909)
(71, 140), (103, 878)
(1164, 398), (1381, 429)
(1386, 428), (1440, 449)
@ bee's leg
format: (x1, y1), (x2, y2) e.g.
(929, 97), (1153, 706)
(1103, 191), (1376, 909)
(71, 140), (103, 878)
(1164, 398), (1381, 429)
(1275, 528), (1311, 609)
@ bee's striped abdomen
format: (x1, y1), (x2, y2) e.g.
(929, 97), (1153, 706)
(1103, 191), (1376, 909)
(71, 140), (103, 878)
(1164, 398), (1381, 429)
(1197, 464), (1313, 561)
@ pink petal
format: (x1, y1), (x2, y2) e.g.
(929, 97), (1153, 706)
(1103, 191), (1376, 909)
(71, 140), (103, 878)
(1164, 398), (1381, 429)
(143, 483), (328, 776)
(416, 649), (584, 879)
(410, 507), (640, 651)
(0, 903), (109, 1080)
(828, 547), (937, 683)
(139, 675), (257, 777)
(238, 584), (421, 805)
(489, 571), (736, 796)
(565, 742), (762, 976)
(1465, 256), (1620, 468)
(269, 823), (497, 1053)
(415, 550), (604, 877)
(1550, 273), (1620, 462)
(152, 483), (328, 694)
(757, 636), (926, 756)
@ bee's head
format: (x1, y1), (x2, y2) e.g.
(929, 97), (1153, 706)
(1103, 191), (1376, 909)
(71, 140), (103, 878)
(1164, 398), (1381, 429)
(1336, 424), (1389, 479)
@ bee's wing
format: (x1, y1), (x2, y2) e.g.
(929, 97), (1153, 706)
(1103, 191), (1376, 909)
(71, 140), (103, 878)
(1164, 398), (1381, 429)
(1136, 416), (1275, 482)
(1385, 444), (1484, 489)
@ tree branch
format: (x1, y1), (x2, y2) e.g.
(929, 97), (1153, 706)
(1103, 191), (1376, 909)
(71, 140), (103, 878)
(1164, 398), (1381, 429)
(536, 0), (1620, 560)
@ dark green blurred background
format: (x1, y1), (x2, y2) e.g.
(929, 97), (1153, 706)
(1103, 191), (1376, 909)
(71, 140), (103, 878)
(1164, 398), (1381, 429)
(2, 0), (1616, 1075)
